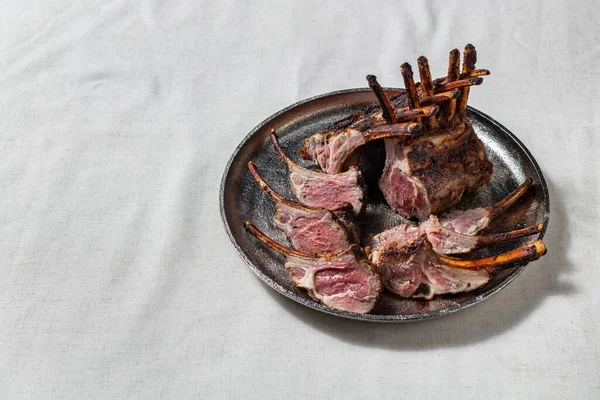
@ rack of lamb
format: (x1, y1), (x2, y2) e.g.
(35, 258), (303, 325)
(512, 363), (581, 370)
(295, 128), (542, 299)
(300, 45), (493, 220)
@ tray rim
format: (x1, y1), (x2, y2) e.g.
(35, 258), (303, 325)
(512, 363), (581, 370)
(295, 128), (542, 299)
(219, 87), (550, 322)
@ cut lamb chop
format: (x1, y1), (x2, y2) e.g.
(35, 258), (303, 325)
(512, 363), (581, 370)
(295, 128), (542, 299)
(248, 161), (356, 254)
(271, 130), (366, 215)
(301, 44), (493, 220)
(369, 178), (541, 257)
(244, 221), (382, 314)
(438, 178), (532, 235)
(421, 216), (543, 255)
(374, 234), (546, 299)
(300, 91), (428, 175)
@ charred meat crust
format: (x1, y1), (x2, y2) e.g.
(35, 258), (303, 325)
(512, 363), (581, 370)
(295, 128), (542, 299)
(405, 119), (493, 214)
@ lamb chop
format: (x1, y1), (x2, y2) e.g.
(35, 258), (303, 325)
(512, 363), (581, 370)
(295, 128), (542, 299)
(374, 234), (546, 299)
(244, 222), (382, 314)
(270, 130), (366, 215)
(247, 161), (356, 254)
(437, 178), (533, 235)
(299, 97), (426, 175)
(300, 44), (493, 220)
(370, 178), (542, 258)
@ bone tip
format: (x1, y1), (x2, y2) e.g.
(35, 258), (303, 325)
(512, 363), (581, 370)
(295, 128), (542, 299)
(366, 74), (378, 86)
(244, 220), (252, 229)
(537, 224), (544, 232)
(247, 160), (255, 169)
(417, 55), (428, 65)
(409, 123), (422, 133)
(533, 240), (547, 256)
(465, 43), (476, 52)
(400, 62), (413, 75)
(270, 129), (278, 140)
(450, 48), (460, 57)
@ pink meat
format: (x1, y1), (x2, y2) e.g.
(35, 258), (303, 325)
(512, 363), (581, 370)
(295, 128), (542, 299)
(274, 203), (353, 254)
(439, 208), (490, 235)
(289, 165), (364, 214)
(286, 251), (381, 314)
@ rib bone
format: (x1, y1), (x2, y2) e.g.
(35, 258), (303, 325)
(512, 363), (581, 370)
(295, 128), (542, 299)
(366, 75), (397, 124)
(439, 239), (546, 271)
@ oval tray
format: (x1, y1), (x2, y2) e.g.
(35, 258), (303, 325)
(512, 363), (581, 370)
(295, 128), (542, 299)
(220, 88), (549, 322)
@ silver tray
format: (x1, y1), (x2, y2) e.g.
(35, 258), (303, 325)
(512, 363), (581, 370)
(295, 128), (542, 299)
(220, 88), (549, 322)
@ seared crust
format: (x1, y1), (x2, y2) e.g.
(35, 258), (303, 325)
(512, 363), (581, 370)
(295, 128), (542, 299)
(406, 119), (493, 214)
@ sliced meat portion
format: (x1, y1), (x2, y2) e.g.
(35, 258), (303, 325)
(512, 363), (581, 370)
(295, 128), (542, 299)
(421, 215), (542, 255)
(367, 223), (422, 265)
(301, 112), (423, 174)
(370, 178), (542, 256)
(375, 235), (429, 297)
(271, 130), (366, 215)
(439, 178), (532, 235)
(248, 161), (355, 254)
(245, 222), (382, 314)
(372, 234), (546, 300)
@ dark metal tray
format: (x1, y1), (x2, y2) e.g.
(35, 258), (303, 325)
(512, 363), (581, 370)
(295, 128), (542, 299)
(220, 88), (549, 322)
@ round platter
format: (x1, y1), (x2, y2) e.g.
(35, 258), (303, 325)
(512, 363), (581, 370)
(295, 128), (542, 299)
(220, 88), (549, 322)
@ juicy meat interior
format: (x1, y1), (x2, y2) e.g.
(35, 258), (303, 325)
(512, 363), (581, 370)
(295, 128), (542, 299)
(271, 131), (365, 215)
(376, 237), (490, 299)
(370, 179), (540, 257)
(379, 119), (492, 220)
(373, 235), (546, 299)
(249, 161), (355, 254)
(245, 222), (382, 314)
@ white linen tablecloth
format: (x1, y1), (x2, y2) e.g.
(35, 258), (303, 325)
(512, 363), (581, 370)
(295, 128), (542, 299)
(1, 1), (598, 398)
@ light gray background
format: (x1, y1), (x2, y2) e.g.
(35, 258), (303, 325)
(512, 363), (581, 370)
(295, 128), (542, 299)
(0, 1), (598, 398)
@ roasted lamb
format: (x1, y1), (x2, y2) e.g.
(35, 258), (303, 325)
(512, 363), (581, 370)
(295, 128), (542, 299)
(248, 161), (357, 254)
(271, 130), (365, 215)
(245, 222), (382, 314)
(370, 179), (541, 257)
(372, 234), (546, 299)
(243, 45), (547, 312)
(301, 44), (493, 220)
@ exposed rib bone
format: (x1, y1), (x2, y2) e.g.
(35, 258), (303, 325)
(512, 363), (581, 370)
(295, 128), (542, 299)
(417, 56), (439, 130)
(395, 105), (439, 123)
(439, 239), (546, 270)
(434, 69), (490, 85)
(435, 76), (483, 93)
(457, 44), (478, 115)
(366, 75), (397, 124)
(417, 56), (434, 96)
(420, 90), (461, 106)
(245, 221), (307, 258)
(400, 63), (420, 110)
(248, 161), (288, 204)
(475, 224), (543, 248)
(366, 121), (421, 140)
(446, 49), (461, 122)
(487, 178), (533, 219)
(270, 129), (299, 169)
